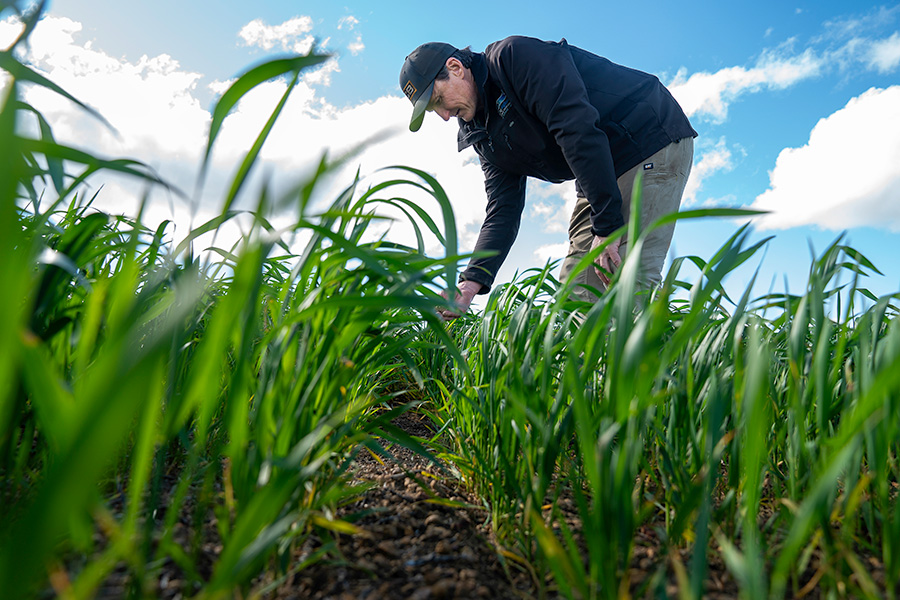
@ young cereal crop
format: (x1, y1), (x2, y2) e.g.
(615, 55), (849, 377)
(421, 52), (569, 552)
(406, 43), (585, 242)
(419, 190), (900, 599)
(2, 3), (899, 600)
(0, 3), (461, 598)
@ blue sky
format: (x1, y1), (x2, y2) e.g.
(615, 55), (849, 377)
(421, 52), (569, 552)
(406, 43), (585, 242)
(3, 0), (900, 306)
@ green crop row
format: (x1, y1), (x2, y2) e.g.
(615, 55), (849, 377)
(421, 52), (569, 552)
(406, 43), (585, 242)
(0, 3), (461, 598)
(418, 187), (900, 598)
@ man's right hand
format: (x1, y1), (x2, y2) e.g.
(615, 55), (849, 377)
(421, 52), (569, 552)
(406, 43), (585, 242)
(438, 280), (483, 321)
(592, 234), (622, 286)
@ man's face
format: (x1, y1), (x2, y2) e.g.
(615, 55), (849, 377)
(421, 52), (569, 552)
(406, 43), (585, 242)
(427, 58), (478, 123)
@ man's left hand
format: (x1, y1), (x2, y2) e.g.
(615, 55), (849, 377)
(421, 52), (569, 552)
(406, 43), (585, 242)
(591, 235), (622, 286)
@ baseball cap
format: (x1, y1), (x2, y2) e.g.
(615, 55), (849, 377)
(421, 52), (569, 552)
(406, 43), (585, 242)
(399, 42), (457, 132)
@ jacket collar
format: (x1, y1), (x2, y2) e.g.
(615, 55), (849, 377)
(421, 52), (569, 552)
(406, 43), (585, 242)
(457, 53), (490, 152)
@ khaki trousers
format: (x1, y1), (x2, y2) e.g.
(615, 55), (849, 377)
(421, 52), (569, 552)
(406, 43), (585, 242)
(559, 137), (694, 302)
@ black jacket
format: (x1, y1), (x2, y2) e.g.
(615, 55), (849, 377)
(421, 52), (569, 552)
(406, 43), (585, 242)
(458, 36), (697, 292)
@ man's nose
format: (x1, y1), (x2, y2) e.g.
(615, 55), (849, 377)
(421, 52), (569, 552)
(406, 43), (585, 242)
(437, 108), (451, 121)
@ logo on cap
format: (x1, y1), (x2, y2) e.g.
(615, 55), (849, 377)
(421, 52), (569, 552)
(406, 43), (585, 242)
(403, 80), (417, 100)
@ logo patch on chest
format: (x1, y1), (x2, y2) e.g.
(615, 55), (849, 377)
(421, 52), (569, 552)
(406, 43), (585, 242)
(496, 92), (511, 119)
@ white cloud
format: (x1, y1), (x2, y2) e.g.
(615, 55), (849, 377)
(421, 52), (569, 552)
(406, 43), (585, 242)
(301, 57), (340, 86)
(1, 13), (488, 259)
(6, 15), (208, 157)
(682, 137), (734, 206)
(238, 17), (315, 54)
(13, 8), (900, 282)
(208, 78), (234, 96)
(526, 180), (576, 235)
(698, 194), (739, 209)
(668, 27), (900, 123)
(337, 16), (359, 30)
(212, 82), (487, 250)
(750, 86), (900, 231)
(336, 16), (364, 55)
(348, 35), (365, 56)
(669, 48), (822, 122)
(0, 14), (23, 50)
(534, 241), (569, 264)
(820, 6), (900, 44)
(868, 31), (900, 72)
(236, 17), (344, 86)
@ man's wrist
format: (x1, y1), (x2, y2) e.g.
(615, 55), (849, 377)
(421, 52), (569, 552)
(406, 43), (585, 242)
(458, 279), (483, 297)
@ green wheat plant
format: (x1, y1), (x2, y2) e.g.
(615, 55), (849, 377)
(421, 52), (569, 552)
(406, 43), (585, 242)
(0, 3), (465, 598)
(419, 181), (900, 599)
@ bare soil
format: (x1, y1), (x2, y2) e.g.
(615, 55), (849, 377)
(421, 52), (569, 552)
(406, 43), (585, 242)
(53, 409), (892, 599)
(268, 412), (534, 599)
(259, 411), (743, 599)
(264, 411), (890, 600)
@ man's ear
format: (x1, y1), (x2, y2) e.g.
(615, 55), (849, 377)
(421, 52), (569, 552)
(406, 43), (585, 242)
(445, 57), (464, 77)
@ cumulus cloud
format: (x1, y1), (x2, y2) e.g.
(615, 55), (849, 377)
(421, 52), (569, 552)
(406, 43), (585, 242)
(237, 17), (344, 91)
(10, 7), (900, 279)
(1, 13), (487, 258)
(749, 86), (900, 231)
(665, 8), (900, 215)
(6, 16), (208, 156)
(238, 17), (315, 54)
(208, 78), (234, 96)
(0, 13), (23, 50)
(215, 84), (487, 249)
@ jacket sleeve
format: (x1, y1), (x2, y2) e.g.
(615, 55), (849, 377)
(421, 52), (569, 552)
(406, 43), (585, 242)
(495, 37), (625, 236)
(460, 159), (527, 293)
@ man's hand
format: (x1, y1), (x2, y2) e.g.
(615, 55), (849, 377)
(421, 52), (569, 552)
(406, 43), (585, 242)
(591, 235), (622, 286)
(438, 280), (483, 321)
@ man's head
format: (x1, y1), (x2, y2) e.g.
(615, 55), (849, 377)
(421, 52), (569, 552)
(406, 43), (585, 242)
(400, 43), (478, 131)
